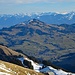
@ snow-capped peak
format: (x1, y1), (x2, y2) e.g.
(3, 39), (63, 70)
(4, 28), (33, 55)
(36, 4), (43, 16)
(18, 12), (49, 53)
(65, 11), (75, 20)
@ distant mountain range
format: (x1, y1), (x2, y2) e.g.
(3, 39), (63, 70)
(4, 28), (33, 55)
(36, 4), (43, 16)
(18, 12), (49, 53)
(0, 19), (75, 73)
(0, 12), (75, 28)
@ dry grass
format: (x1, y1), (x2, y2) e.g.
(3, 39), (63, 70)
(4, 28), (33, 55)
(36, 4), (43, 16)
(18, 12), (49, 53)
(0, 45), (28, 58)
(0, 60), (45, 75)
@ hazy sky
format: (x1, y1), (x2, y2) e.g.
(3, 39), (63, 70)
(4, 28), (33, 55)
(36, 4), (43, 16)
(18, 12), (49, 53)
(0, 0), (75, 14)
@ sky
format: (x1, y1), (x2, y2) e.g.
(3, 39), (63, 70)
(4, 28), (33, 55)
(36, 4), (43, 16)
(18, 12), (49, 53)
(0, 0), (75, 14)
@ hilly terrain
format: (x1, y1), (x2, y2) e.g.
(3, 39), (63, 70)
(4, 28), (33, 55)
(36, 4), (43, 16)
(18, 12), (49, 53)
(0, 19), (75, 72)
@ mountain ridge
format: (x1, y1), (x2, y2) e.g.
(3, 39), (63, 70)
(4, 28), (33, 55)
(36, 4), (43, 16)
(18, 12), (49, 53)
(0, 12), (75, 28)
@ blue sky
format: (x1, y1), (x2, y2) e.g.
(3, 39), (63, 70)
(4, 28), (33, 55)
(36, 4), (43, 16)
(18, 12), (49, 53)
(0, 0), (75, 14)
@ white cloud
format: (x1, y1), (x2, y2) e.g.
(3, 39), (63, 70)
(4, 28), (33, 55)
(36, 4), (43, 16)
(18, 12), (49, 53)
(0, 0), (75, 4)
(0, 0), (48, 4)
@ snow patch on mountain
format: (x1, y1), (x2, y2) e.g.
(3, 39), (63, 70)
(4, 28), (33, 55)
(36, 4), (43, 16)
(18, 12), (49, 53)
(0, 72), (11, 75)
(18, 57), (43, 72)
(69, 12), (75, 20)
(18, 57), (75, 75)
(30, 60), (43, 72)
(40, 66), (75, 75)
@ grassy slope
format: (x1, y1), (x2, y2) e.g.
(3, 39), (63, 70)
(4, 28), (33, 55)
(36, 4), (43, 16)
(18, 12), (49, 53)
(0, 60), (44, 75)
(0, 45), (29, 57)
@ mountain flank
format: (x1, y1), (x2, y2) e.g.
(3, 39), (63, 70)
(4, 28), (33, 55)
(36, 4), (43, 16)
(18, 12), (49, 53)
(0, 19), (75, 72)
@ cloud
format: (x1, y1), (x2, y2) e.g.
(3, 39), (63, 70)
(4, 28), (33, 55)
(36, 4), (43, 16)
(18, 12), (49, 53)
(0, 0), (75, 4)
(0, 0), (48, 4)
